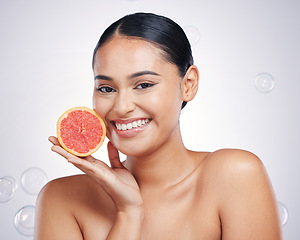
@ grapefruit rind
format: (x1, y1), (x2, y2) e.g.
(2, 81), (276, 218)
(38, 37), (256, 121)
(57, 107), (106, 157)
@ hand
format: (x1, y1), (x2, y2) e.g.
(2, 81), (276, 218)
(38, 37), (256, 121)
(48, 136), (143, 213)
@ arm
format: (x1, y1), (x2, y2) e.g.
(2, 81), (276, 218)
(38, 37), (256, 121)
(107, 208), (143, 239)
(34, 179), (83, 240)
(215, 149), (282, 240)
(45, 137), (143, 240)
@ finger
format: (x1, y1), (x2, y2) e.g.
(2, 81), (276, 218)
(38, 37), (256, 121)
(67, 155), (115, 184)
(67, 153), (109, 171)
(48, 136), (60, 145)
(50, 141), (102, 168)
(107, 141), (124, 169)
(51, 144), (76, 160)
(85, 155), (96, 162)
(51, 145), (106, 176)
(69, 160), (99, 176)
(50, 137), (117, 184)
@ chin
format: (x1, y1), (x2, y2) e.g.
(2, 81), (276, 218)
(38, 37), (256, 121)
(108, 129), (157, 157)
(118, 144), (152, 158)
(117, 139), (160, 159)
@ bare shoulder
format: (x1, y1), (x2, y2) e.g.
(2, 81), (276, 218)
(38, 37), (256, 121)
(207, 148), (262, 166)
(36, 174), (114, 216)
(35, 175), (114, 240)
(196, 149), (282, 240)
(37, 174), (99, 205)
(193, 148), (269, 203)
(199, 148), (272, 205)
(199, 148), (265, 180)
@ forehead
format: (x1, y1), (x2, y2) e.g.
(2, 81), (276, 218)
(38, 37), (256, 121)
(93, 36), (170, 74)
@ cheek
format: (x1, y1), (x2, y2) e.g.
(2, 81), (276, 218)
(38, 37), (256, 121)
(93, 93), (111, 123)
(146, 86), (182, 123)
(93, 96), (114, 141)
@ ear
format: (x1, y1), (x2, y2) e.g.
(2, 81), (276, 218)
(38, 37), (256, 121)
(181, 65), (199, 102)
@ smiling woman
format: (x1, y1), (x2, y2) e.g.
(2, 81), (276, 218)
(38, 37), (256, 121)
(34, 13), (282, 240)
(92, 12), (193, 110)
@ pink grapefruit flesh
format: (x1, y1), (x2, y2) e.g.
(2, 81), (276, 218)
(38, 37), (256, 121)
(57, 107), (106, 157)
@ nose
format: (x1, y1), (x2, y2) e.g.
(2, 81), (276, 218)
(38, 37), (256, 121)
(114, 89), (135, 117)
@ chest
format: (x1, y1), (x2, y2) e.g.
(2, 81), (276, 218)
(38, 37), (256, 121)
(79, 173), (222, 240)
(80, 189), (221, 240)
(139, 189), (221, 240)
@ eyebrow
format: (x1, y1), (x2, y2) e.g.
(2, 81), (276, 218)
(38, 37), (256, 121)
(129, 70), (160, 79)
(94, 70), (160, 81)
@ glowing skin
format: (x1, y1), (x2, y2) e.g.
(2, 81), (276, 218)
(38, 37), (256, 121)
(38, 35), (282, 240)
(93, 36), (184, 157)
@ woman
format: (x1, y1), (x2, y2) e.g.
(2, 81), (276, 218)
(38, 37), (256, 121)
(34, 13), (282, 239)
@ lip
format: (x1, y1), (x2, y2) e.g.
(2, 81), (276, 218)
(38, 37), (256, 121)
(110, 118), (152, 138)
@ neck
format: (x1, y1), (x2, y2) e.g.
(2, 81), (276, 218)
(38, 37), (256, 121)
(124, 127), (195, 193)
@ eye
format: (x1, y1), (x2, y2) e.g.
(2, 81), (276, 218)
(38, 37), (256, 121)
(97, 86), (115, 93)
(135, 82), (155, 89)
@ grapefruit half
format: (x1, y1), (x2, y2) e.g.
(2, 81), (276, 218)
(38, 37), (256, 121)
(57, 107), (106, 157)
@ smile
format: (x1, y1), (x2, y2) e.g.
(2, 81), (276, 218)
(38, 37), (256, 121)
(114, 118), (151, 131)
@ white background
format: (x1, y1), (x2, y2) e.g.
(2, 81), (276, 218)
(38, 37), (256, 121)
(0, 0), (299, 239)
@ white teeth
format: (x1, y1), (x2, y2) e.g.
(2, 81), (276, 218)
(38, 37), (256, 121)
(137, 120), (142, 127)
(116, 119), (151, 131)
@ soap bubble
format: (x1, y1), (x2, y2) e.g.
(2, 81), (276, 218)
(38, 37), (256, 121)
(21, 168), (48, 195)
(184, 25), (201, 45)
(278, 202), (288, 226)
(0, 176), (18, 203)
(254, 72), (275, 93)
(14, 205), (35, 236)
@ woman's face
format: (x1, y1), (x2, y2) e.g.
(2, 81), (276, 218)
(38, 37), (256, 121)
(93, 36), (184, 156)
